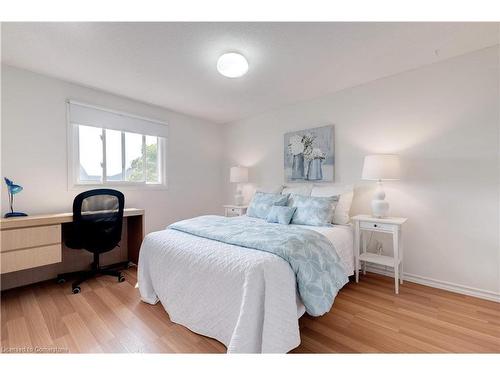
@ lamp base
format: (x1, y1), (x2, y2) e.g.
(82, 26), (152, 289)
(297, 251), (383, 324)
(4, 212), (28, 218)
(234, 193), (244, 206)
(371, 200), (389, 218)
(371, 180), (389, 218)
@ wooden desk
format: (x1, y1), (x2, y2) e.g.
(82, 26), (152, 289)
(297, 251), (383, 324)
(0, 208), (144, 290)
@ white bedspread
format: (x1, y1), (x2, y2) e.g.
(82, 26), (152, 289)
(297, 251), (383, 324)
(138, 220), (353, 353)
(301, 224), (354, 277)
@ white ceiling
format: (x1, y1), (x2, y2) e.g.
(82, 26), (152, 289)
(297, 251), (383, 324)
(2, 22), (498, 124)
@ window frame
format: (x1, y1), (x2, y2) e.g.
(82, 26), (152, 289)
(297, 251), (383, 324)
(67, 102), (168, 190)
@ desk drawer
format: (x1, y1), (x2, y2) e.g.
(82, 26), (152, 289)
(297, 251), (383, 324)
(360, 221), (395, 232)
(1, 244), (61, 274)
(1, 225), (61, 252)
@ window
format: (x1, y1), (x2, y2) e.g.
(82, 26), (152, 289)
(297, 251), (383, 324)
(68, 101), (167, 188)
(75, 125), (162, 184)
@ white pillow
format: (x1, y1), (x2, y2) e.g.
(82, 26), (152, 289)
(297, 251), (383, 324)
(282, 184), (313, 196)
(256, 184), (284, 194)
(311, 184), (354, 225)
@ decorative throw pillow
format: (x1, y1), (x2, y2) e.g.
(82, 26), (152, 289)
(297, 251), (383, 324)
(266, 206), (297, 225)
(311, 184), (354, 225)
(288, 193), (339, 226)
(247, 192), (289, 219)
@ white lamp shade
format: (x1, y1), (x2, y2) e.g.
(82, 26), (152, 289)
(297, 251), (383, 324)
(361, 154), (401, 181)
(230, 166), (249, 183)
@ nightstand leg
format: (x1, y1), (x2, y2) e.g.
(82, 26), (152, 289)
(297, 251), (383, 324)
(361, 231), (367, 275)
(399, 229), (404, 284)
(393, 229), (399, 294)
(395, 265), (399, 294)
(354, 221), (360, 283)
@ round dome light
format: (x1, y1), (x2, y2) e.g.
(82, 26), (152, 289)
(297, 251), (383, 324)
(217, 52), (249, 78)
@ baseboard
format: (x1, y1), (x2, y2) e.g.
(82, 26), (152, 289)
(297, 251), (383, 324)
(365, 264), (500, 303)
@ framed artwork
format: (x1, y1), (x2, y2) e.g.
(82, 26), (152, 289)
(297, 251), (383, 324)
(284, 125), (334, 182)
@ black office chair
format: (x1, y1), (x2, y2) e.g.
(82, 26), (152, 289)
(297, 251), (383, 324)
(57, 189), (129, 294)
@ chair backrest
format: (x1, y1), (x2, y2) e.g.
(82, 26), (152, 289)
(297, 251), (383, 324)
(70, 189), (125, 253)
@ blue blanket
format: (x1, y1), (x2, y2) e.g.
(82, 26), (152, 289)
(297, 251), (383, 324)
(169, 215), (348, 316)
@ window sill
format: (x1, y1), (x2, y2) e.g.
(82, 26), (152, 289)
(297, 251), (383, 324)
(69, 182), (168, 191)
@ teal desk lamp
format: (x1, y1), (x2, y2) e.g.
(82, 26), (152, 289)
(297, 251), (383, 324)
(4, 177), (28, 218)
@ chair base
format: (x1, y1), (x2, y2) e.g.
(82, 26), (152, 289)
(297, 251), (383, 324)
(57, 260), (131, 294)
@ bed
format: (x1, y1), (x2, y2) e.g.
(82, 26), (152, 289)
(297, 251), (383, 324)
(138, 214), (354, 353)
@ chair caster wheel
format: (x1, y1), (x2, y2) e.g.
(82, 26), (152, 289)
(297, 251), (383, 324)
(118, 274), (125, 283)
(72, 286), (81, 294)
(57, 278), (66, 284)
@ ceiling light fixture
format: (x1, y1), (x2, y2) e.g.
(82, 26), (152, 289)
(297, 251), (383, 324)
(217, 52), (249, 78)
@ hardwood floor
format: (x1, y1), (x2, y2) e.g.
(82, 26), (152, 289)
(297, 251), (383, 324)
(1, 268), (499, 353)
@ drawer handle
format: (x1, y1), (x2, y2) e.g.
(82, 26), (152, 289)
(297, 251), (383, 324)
(373, 224), (378, 227)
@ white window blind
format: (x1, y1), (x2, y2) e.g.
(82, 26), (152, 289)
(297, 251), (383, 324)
(68, 101), (169, 138)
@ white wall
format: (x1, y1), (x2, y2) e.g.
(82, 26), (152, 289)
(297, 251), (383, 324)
(224, 47), (500, 300)
(1, 65), (225, 234)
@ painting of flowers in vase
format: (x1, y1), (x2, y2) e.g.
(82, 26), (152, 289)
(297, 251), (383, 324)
(284, 125), (334, 182)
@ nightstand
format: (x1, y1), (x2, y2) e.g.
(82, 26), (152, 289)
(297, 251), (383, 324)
(351, 214), (408, 294)
(223, 205), (248, 217)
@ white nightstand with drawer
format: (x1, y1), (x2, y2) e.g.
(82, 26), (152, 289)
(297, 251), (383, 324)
(351, 214), (408, 294)
(223, 205), (248, 217)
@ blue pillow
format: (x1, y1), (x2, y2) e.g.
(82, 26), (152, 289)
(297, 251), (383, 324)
(266, 206), (297, 225)
(247, 192), (289, 219)
(288, 193), (339, 226)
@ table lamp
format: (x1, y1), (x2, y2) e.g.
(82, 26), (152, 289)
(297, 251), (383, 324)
(230, 166), (248, 205)
(361, 155), (400, 218)
(4, 177), (28, 218)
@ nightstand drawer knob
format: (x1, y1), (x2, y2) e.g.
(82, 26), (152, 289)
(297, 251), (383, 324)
(360, 221), (393, 231)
